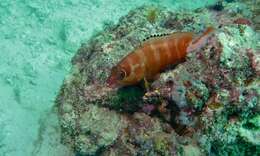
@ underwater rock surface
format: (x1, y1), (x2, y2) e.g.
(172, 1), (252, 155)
(56, 3), (260, 156)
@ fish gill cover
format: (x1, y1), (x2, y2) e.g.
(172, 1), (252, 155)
(56, 1), (260, 156)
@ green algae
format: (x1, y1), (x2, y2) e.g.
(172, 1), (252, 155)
(146, 7), (159, 24)
(154, 134), (170, 155)
(239, 115), (260, 145)
(179, 144), (203, 156)
(107, 86), (145, 112)
(186, 80), (209, 110)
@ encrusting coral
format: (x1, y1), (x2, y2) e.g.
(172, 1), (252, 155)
(56, 2), (259, 156)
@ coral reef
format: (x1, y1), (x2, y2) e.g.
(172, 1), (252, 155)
(56, 2), (259, 156)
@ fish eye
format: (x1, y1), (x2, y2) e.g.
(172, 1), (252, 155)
(118, 69), (126, 80)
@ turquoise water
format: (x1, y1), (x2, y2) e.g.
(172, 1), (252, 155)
(0, 0), (217, 156)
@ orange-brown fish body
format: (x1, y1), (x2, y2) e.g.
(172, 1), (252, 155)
(107, 28), (213, 87)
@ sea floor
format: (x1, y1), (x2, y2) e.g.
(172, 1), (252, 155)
(0, 0), (217, 156)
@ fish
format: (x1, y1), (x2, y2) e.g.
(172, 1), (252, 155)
(107, 27), (214, 88)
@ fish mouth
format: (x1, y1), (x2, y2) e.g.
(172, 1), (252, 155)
(106, 75), (118, 88)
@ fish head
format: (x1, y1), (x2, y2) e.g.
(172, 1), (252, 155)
(106, 66), (128, 88)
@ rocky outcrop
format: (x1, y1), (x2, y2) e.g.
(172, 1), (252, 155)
(56, 3), (259, 156)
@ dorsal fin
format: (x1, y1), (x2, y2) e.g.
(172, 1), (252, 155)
(142, 33), (171, 42)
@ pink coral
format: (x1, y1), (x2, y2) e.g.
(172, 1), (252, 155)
(233, 18), (252, 26)
(246, 49), (260, 76)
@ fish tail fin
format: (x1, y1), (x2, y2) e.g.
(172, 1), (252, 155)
(187, 26), (215, 52)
